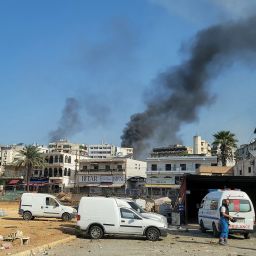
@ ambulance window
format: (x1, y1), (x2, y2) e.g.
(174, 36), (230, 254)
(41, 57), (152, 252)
(229, 199), (251, 212)
(210, 200), (218, 210)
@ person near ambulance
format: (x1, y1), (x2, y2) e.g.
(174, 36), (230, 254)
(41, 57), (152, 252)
(219, 199), (235, 245)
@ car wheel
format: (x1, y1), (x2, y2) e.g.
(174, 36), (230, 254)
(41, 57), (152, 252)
(212, 222), (219, 238)
(89, 225), (104, 239)
(146, 227), (160, 241)
(23, 211), (32, 221)
(200, 220), (206, 233)
(244, 233), (250, 239)
(62, 212), (71, 221)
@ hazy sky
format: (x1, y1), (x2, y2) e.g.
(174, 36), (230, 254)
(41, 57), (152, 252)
(0, 0), (256, 149)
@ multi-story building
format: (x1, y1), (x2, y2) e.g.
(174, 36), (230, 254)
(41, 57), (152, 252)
(0, 144), (26, 177)
(193, 135), (211, 155)
(87, 143), (133, 158)
(234, 140), (256, 176)
(146, 146), (217, 199)
(48, 139), (87, 156)
(32, 151), (88, 192)
(77, 157), (146, 196)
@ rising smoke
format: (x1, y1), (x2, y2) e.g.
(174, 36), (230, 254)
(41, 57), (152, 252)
(121, 16), (256, 157)
(49, 97), (82, 142)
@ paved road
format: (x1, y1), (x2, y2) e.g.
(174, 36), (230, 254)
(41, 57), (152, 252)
(38, 227), (256, 256)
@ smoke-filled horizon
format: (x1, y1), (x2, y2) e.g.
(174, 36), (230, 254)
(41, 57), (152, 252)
(121, 16), (256, 158)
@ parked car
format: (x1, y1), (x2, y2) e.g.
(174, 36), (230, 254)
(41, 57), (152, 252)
(19, 193), (77, 221)
(76, 196), (168, 241)
(116, 198), (168, 225)
(198, 189), (255, 238)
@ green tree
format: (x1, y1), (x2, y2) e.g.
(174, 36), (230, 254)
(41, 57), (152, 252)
(13, 145), (46, 191)
(212, 131), (238, 166)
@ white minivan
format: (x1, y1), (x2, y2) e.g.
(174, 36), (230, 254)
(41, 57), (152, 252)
(76, 197), (168, 241)
(198, 190), (255, 238)
(19, 193), (77, 221)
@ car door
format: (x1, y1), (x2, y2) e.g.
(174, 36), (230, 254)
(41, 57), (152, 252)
(119, 208), (144, 235)
(42, 197), (62, 217)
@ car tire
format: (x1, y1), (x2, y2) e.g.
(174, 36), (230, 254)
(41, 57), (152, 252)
(89, 225), (104, 239)
(146, 227), (160, 241)
(200, 220), (206, 233)
(244, 233), (250, 239)
(62, 212), (71, 221)
(23, 211), (32, 221)
(212, 222), (219, 238)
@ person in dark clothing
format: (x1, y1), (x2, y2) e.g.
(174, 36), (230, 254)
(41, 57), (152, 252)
(178, 197), (185, 225)
(219, 199), (234, 245)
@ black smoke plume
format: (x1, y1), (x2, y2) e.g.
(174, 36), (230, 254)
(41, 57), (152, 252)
(49, 97), (82, 142)
(121, 16), (256, 157)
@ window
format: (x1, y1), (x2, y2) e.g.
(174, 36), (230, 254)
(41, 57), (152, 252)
(117, 165), (122, 171)
(49, 168), (53, 177)
(54, 155), (58, 163)
(105, 165), (110, 171)
(229, 199), (251, 212)
(54, 168), (58, 177)
(120, 208), (140, 219)
(82, 166), (87, 171)
(68, 156), (71, 163)
(180, 164), (186, 171)
(248, 167), (252, 173)
(195, 164), (201, 169)
(59, 155), (63, 163)
(151, 164), (157, 171)
(46, 197), (59, 207)
(239, 170), (242, 175)
(165, 164), (171, 171)
(49, 156), (53, 164)
(210, 200), (218, 210)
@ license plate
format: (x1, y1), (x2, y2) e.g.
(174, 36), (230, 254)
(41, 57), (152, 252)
(236, 218), (244, 223)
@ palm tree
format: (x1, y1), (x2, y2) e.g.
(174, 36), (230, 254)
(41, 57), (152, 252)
(212, 131), (238, 166)
(13, 145), (46, 191)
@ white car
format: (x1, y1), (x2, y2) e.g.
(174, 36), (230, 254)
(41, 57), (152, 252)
(76, 196), (168, 241)
(19, 193), (77, 221)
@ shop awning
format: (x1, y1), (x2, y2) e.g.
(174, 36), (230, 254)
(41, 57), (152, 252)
(83, 184), (99, 187)
(98, 184), (125, 188)
(144, 184), (180, 189)
(8, 179), (21, 185)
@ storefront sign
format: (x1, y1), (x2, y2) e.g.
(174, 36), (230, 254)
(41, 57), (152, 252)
(79, 175), (125, 184)
(146, 177), (175, 185)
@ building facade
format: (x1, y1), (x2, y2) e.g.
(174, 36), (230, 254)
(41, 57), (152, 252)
(87, 143), (133, 159)
(77, 157), (146, 196)
(234, 140), (256, 176)
(193, 135), (211, 155)
(146, 151), (217, 199)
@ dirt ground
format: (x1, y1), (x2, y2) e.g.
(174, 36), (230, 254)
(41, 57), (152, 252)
(0, 201), (76, 255)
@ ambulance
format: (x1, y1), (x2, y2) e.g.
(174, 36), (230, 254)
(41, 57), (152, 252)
(198, 189), (255, 239)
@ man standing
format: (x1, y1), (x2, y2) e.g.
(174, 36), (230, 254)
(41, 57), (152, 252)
(219, 199), (234, 245)
(178, 197), (185, 226)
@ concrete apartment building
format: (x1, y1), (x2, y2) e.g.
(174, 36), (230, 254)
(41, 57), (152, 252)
(234, 140), (256, 176)
(77, 157), (146, 196)
(145, 144), (217, 198)
(48, 139), (87, 156)
(193, 135), (211, 155)
(87, 143), (133, 158)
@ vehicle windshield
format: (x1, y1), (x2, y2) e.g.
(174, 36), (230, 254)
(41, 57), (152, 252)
(228, 199), (251, 212)
(128, 201), (147, 213)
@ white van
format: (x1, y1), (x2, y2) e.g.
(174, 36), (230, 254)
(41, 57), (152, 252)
(198, 190), (255, 238)
(19, 193), (77, 221)
(76, 197), (168, 241)
(116, 198), (168, 226)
